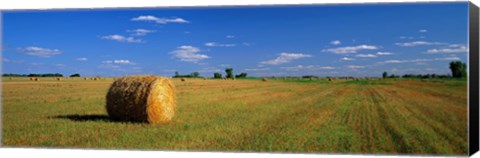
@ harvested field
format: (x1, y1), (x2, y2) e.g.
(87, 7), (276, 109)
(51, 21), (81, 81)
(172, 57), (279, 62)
(1, 77), (468, 155)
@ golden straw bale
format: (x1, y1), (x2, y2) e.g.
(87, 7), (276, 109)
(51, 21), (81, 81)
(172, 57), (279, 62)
(106, 75), (176, 124)
(56, 78), (62, 81)
(262, 77), (268, 82)
(181, 78), (186, 82)
(34, 78), (39, 81)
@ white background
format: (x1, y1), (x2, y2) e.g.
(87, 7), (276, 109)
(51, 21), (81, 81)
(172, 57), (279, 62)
(0, 0), (478, 158)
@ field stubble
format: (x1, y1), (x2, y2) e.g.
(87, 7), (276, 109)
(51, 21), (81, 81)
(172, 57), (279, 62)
(1, 77), (468, 155)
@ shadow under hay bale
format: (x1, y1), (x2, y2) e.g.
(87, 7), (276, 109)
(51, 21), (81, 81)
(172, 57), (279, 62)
(49, 114), (111, 122)
(106, 75), (176, 124)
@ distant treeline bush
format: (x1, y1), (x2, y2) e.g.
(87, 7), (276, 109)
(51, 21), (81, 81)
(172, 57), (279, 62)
(401, 74), (452, 79)
(3, 73), (64, 77)
(173, 71), (202, 78)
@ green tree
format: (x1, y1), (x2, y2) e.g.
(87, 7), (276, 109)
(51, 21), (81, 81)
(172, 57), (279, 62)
(449, 61), (467, 78)
(225, 68), (234, 79)
(213, 72), (222, 79)
(382, 72), (388, 79)
(191, 72), (200, 78)
(69, 73), (80, 77)
(174, 71), (179, 77)
(235, 73), (248, 78)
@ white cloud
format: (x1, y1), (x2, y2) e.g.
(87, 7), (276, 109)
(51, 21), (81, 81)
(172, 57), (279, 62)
(113, 60), (134, 64)
(55, 64), (66, 67)
(322, 45), (378, 54)
(198, 68), (222, 73)
(356, 54), (377, 58)
(101, 34), (143, 43)
(419, 29), (428, 33)
(448, 44), (464, 47)
(376, 52), (394, 55)
(395, 41), (444, 47)
(341, 57), (355, 61)
(170, 45), (209, 63)
(131, 15), (189, 24)
(244, 68), (270, 71)
(400, 36), (414, 39)
(425, 45), (468, 54)
(17, 46), (63, 57)
(280, 65), (335, 71)
(127, 29), (156, 36)
(76, 57), (88, 61)
(219, 64), (230, 67)
(204, 42), (236, 47)
(346, 65), (365, 69)
(381, 59), (432, 64)
(330, 40), (341, 45)
(435, 56), (461, 61)
(226, 35), (235, 38)
(102, 59), (135, 65)
(260, 53), (312, 65)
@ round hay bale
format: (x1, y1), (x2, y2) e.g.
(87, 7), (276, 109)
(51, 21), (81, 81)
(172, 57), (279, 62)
(34, 77), (39, 81)
(56, 77), (62, 81)
(106, 75), (176, 124)
(180, 78), (186, 82)
(262, 77), (268, 82)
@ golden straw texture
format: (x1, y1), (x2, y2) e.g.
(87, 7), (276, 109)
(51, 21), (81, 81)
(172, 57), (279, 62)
(106, 75), (176, 124)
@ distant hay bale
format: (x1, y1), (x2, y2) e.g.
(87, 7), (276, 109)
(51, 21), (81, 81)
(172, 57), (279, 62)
(181, 78), (186, 82)
(84, 78), (87, 80)
(262, 78), (268, 82)
(56, 77), (62, 81)
(30, 77), (33, 81)
(34, 78), (39, 81)
(106, 75), (176, 124)
(328, 78), (332, 81)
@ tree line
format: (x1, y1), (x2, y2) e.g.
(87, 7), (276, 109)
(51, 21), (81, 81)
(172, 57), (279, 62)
(2, 73), (81, 77)
(382, 61), (467, 79)
(174, 68), (248, 79)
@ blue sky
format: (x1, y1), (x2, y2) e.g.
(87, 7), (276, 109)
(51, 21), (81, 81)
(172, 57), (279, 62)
(2, 2), (469, 77)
